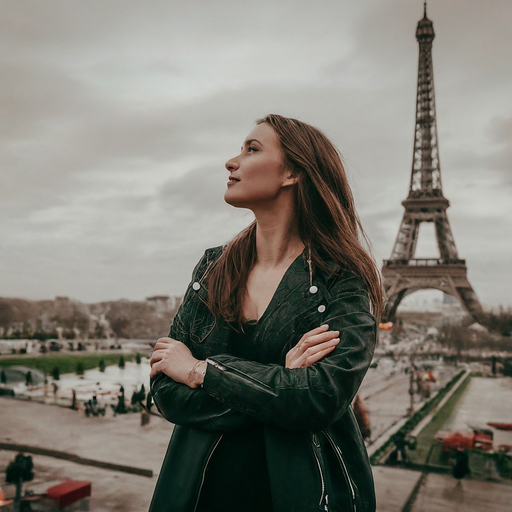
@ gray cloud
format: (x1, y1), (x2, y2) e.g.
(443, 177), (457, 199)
(1, 0), (511, 308)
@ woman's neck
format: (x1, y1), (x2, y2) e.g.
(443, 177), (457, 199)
(252, 203), (304, 268)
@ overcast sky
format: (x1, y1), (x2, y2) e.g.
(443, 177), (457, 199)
(1, 0), (511, 309)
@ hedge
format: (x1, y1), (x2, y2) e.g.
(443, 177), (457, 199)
(370, 369), (466, 465)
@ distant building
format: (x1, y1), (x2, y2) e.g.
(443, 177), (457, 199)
(146, 295), (171, 316)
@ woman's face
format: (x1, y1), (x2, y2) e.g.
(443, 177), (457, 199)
(224, 123), (295, 209)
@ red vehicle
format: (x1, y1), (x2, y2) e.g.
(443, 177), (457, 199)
(436, 428), (493, 453)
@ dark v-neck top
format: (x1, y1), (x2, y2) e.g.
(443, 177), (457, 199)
(195, 321), (275, 512)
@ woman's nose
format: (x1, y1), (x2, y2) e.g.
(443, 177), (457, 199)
(225, 156), (239, 172)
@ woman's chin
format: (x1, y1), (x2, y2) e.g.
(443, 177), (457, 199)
(224, 191), (245, 208)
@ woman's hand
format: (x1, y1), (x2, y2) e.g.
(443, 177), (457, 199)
(286, 324), (340, 369)
(150, 337), (204, 388)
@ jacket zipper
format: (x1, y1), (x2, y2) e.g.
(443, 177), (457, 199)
(205, 358), (226, 371)
(311, 433), (327, 508)
(323, 431), (357, 512)
(211, 362), (277, 394)
(193, 434), (223, 512)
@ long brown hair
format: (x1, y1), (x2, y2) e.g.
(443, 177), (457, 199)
(207, 114), (383, 324)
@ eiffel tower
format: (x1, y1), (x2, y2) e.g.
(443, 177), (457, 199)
(382, 2), (483, 322)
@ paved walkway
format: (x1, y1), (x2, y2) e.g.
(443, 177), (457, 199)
(411, 473), (512, 512)
(0, 397), (171, 474)
(3, 379), (512, 511)
(373, 466), (421, 511)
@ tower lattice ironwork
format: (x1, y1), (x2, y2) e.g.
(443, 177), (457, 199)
(381, 3), (483, 321)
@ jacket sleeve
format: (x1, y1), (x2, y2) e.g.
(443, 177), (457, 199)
(150, 251), (256, 433)
(201, 272), (377, 432)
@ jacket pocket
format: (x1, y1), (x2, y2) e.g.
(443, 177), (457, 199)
(190, 314), (216, 344)
(184, 291), (216, 345)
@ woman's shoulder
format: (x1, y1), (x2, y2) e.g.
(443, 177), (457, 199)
(203, 245), (225, 261)
(320, 259), (366, 291)
(190, 245), (225, 278)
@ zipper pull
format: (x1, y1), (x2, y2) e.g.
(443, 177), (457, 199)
(206, 358), (226, 371)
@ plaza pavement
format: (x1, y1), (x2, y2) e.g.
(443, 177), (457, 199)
(2, 376), (512, 511)
(2, 397), (422, 511)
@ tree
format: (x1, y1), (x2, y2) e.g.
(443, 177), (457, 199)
(478, 308), (512, 337)
(504, 359), (512, 377)
(51, 366), (60, 381)
(131, 384), (146, 405)
(64, 329), (76, 340)
(76, 362), (85, 376)
(51, 304), (90, 335)
(118, 355), (125, 369)
(1, 369), (6, 384)
(135, 352), (141, 364)
(106, 304), (131, 341)
(5, 453), (34, 505)
(0, 301), (15, 334)
(438, 323), (469, 363)
(94, 323), (106, 339)
(98, 359), (106, 372)
(110, 316), (130, 340)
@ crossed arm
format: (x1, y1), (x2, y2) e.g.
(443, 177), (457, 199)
(151, 284), (375, 433)
(150, 322), (340, 432)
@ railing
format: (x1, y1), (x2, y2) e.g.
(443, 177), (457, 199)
(383, 258), (466, 267)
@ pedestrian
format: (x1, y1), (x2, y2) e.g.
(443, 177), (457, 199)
(353, 395), (371, 441)
(452, 448), (470, 482)
(149, 114), (382, 512)
(141, 409), (150, 426)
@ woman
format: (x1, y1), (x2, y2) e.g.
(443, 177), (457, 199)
(149, 114), (382, 512)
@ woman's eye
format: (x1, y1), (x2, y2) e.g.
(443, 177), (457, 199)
(247, 146), (258, 152)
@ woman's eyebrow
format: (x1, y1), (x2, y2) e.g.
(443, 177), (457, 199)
(244, 138), (262, 146)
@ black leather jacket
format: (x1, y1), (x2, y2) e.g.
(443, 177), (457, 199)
(150, 246), (377, 512)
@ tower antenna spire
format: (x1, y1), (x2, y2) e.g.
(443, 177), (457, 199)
(424, 1), (427, 18)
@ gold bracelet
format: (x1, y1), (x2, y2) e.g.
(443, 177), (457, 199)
(188, 360), (207, 388)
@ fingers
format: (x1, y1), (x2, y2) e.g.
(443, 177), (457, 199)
(286, 337), (339, 369)
(150, 349), (165, 367)
(154, 341), (173, 351)
(302, 344), (338, 367)
(302, 324), (329, 339)
(299, 330), (339, 350)
(150, 361), (162, 378)
(302, 337), (340, 358)
(154, 337), (172, 348)
(152, 337), (181, 354)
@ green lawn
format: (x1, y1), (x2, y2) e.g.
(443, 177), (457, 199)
(0, 353), (136, 376)
(410, 374), (472, 465)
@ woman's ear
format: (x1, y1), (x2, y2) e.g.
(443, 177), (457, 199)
(282, 171), (299, 188)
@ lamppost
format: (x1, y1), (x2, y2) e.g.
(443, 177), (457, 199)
(5, 453), (34, 512)
(407, 354), (417, 416)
